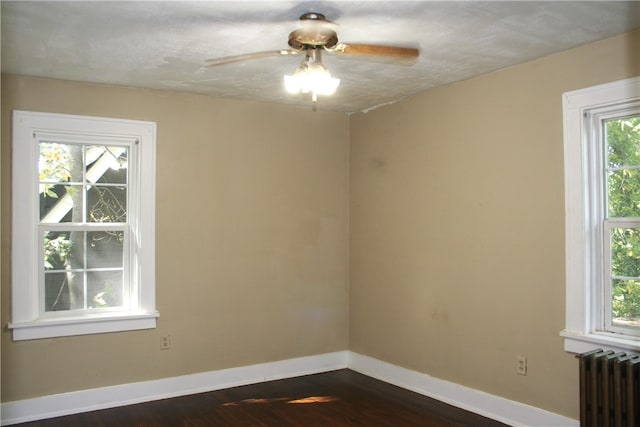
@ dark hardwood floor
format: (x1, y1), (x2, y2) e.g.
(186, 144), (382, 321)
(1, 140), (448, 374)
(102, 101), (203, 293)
(16, 369), (507, 426)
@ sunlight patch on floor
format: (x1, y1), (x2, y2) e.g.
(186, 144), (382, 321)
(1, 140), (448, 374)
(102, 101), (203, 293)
(222, 396), (339, 406)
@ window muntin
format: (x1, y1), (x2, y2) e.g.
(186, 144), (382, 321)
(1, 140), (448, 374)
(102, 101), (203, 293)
(10, 111), (157, 340)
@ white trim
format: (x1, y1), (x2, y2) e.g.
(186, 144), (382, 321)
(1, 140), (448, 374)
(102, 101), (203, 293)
(8, 311), (159, 341)
(347, 352), (578, 427)
(0, 351), (577, 426)
(562, 76), (640, 352)
(560, 329), (640, 354)
(0, 351), (348, 426)
(10, 110), (157, 340)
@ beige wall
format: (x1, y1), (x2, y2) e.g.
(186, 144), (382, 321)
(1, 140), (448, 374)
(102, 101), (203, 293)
(349, 30), (639, 419)
(1, 29), (639, 420)
(1, 75), (350, 401)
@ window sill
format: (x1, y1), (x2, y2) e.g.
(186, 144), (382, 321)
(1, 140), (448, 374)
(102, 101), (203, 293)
(8, 311), (159, 341)
(561, 329), (640, 355)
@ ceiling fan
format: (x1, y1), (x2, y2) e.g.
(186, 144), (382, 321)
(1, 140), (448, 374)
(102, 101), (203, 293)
(206, 12), (419, 104)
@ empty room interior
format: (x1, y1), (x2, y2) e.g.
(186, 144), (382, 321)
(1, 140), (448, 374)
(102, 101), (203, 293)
(1, 1), (639, 426)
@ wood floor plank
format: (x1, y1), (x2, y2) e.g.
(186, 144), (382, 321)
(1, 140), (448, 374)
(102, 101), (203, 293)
(15, 369), (507, 426)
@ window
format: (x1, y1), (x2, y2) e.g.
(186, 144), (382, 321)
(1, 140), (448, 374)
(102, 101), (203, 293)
(562, 77), (640, 353)
(9, 111), (158, 340)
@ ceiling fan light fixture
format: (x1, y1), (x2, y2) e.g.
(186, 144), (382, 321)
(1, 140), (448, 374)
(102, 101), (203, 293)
(207, 12), (419, 108)
(284, 49), (340, 101)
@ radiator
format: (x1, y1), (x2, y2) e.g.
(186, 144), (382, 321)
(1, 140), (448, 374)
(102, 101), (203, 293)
(578, 349), (640, 427)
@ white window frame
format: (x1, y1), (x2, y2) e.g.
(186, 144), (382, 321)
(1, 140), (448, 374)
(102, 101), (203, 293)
(561, 77), (640, 354)
(9, 111), (158, 340)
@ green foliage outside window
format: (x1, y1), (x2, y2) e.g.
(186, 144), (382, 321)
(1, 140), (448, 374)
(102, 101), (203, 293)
(606, 116), (640, 322)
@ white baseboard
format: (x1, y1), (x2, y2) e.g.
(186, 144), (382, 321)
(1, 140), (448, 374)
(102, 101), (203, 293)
(1, 350), (578, 426)
(347, 352), (579, 427)
(0, 351), (349, 425)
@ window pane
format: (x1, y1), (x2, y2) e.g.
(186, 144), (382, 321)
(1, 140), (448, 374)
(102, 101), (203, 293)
(44, 271), (85, 312)
(39, 142), (72, 183)
(87, 185), (127, 222)
(88, 146), (128, 184)
(43, 231), (71, 270)
(612, 279), (640, 326)
(87, 230), (124, 268)
(87, 270), (123, 308)
(610, 227), (640, 278)
(606, 116), (640, 169)
(44, 272), (75, 311)
(40, 184), (84, 223)
(607, 169), (640, 218)
(610, 226), (640, 328)
(43, 230), (86, 270)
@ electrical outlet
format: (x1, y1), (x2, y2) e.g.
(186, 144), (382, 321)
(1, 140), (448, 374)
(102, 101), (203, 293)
(516, 356), (527, 376)
(160, 335), (171, 350)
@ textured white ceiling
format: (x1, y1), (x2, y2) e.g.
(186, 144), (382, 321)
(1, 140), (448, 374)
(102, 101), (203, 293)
(2, 1), (639, 113)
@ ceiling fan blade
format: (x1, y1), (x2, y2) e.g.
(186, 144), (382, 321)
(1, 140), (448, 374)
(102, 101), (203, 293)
(330, 43), (419, 63)
(206, 49), (301, 67)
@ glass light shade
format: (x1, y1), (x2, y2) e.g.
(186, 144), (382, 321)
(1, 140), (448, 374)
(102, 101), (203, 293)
(284, 62), (340, 100)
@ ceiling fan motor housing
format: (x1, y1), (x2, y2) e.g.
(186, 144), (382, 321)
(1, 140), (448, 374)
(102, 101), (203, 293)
(288, 12), (338, 50)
